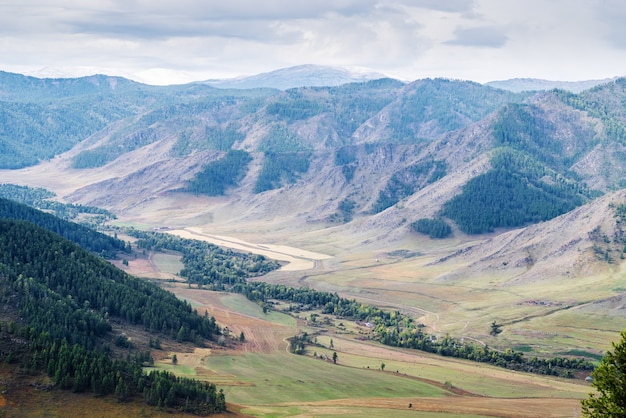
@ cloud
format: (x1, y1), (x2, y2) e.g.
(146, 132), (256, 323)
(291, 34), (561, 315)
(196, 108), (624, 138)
(593, 0), (626, 49)
(445, 26), (508, 48)
(0, 0), (625, 85)
(408, 0), (475, 13)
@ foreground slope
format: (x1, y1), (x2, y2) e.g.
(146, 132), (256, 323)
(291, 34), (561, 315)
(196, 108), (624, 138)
(0, 203), (227, 414)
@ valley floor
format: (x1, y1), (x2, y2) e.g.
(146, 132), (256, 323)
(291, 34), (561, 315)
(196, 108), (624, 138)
(152, 286), (590, 417)
(121, 246), (593, 417)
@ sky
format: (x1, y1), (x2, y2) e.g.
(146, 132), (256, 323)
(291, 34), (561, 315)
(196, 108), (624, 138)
(1, 0), (625, 85)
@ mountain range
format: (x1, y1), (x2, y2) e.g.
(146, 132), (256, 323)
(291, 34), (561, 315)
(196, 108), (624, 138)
(201, 64), (387, 90)
(4, 65), (626, 417)
(1, 67), (626, 337)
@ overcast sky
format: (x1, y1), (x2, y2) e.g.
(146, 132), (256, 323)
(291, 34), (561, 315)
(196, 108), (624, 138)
(1, 0), (625, 85)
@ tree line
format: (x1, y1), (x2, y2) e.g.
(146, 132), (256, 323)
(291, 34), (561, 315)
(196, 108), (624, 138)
(0, 321), (225, 413)
(411, 218), (452, 238)
(0, 219), (220, 344)
(0, 184), (116, 222)
(441, 167), (585, 234)
(168, 238), (594, 377)
(253, 151), (311, 193)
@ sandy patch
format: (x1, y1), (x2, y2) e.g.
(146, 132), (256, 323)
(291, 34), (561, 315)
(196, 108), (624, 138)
(166, 227), (333, 272)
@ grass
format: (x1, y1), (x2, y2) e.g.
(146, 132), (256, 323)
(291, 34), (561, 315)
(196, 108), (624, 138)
(559, 349), (604, 361)
(281, 249), (626, 357)
(151, 320), (589, 417)
(122, 223), (612, 416)
(242, 405), (492, 418)
(311, 336), (588, 400)
(151, 252), (183, 275)
(219, 293), (297, 326)
(203, 352), (449, 405)
(512, 345), (533, 352)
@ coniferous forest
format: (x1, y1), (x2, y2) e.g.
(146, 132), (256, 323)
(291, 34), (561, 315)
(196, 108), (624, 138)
(0, 208), (226, 414)
(0, 197), (127, 257)
(186, 150), (252, 196)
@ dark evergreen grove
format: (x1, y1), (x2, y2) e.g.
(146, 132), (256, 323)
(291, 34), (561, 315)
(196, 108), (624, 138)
(440, 142), (598, 235)
(127, 229), (281, 283)
(441, 168), (585, 234)
(0, 197), (127, 257)
(254, 151), (311, 193)
(186, 150), (252, 196)
(0, 217), (225, 414)
(0, 219), (220, 343)
(411, 218), (452, 238)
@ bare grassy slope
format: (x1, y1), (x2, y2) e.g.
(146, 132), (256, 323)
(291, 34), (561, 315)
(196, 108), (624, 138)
(433, 189), (626, 285)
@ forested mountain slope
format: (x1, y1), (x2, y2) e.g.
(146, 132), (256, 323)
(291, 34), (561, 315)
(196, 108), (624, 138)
(433, 189), (626, 284)
(0, 214), (226, 413)
(0, 71), (276, 169)
(0, 197), (127, 257)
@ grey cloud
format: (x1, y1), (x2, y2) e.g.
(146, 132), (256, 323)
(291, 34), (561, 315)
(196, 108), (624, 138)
(66, 13), (300, 43)
(594, 0), (626, 49)
(445, 26), (508, 48)
(26, 1), (390, 42)
(107, 0), (378, 20)
(0, 1), (456, 45)
(0, 1), (377, 38)
(406, 0), (475, 13)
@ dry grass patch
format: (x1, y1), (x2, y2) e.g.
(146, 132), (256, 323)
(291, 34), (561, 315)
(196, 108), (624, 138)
(312, 335), (589, 400)
(273, 397), (583, 418)
(168, 287), (298, 354)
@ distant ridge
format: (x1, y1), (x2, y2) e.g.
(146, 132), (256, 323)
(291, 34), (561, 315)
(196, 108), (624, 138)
(485, 77), (619, 93)
(201, 64), (391, 90)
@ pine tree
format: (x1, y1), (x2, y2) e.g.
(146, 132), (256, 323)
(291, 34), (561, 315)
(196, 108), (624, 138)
(581, 330), (626, 417)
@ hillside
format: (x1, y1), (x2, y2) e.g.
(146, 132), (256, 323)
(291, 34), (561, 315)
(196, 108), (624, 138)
(1, 71), (626, 358)
(433, 189), (626, 283)
(0, 205), (229, 414)
(0, 197), (127, 257)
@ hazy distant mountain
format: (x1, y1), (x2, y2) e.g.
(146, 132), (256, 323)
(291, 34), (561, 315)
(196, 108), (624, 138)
(485, 77), (618, 93)
(201, 64), (390, 90)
